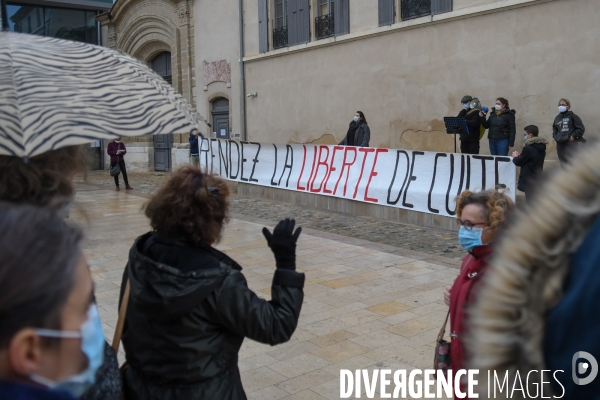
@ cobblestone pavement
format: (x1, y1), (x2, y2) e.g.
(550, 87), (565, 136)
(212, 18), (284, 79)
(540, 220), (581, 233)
(76, 171), (464, 260)
(72, 183), (454, 399)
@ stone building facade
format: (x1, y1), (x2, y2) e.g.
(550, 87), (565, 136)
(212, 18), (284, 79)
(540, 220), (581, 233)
(100, 0), (600, 171)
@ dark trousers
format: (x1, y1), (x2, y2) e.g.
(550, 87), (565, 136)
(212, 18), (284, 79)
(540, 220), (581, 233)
(460, 141), (480, 155)
(110, 160), (129, 186)
(556, 141), (580, 167)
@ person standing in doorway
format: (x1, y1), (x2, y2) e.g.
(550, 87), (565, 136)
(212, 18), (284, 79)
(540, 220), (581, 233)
(189, 133), (200, 168)
(107, 138), (132, 191)
(552, 98), (586, 166)
(457, 95), (486, 154)
(339, 111), (370, 147)
(481, 97), (516, 156)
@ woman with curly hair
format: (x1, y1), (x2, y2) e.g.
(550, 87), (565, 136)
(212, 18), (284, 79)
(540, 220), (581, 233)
(442, 189), (514, 387)
(119, 166), (305, 400)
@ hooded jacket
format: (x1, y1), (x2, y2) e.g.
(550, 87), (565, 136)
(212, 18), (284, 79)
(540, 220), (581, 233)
(468, 141), (600, 399)
(119, 233), (305, 400)
(482, 109), (517, 146)
(457, 109), (486, 142)
(513, 136), (548, 193)
(552, 110), (585, 143)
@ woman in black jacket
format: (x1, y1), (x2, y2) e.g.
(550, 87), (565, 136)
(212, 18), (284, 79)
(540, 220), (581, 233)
(119, 167), (305, 400)
(339, 111), (370, 147)
(481, 97), (516, 156)
(552, 98), (586, 166)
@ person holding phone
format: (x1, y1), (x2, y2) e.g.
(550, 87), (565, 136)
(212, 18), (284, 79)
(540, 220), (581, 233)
(107, 138), (132, 191)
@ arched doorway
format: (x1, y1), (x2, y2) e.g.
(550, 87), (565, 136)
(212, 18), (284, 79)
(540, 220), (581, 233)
(211, 98), (230, 139)
(151, 51), (172, 85)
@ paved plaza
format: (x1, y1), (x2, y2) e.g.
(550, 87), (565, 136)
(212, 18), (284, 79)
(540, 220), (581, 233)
(72, 181), (458, 399)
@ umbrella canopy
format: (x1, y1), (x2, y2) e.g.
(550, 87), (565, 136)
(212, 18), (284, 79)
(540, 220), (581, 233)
(0, 31), (208, 158)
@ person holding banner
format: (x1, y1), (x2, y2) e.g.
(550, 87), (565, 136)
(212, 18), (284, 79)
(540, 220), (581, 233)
(443, 189), (514, 379)
(118, 167), (305, 400)
(339, 111), (370, 147)
(481, 97), (516, 156)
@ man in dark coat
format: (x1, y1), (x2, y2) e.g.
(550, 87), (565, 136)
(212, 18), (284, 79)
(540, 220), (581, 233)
(457, 96), (485, 154)
(512, 125), (548, 203)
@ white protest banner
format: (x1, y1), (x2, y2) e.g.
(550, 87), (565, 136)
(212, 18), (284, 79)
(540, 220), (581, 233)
(199, 139), (516, 217)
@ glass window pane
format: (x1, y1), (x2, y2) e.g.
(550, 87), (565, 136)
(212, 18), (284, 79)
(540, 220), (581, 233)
(86, 11), (98, 44)
(7, 5), (45, 35)
(45, 7), (87, 43)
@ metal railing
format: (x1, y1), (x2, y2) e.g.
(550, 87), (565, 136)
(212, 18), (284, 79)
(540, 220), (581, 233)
(315, 13), (334, 39)
(273, 26), (288, 49)
(400, 0), (431, 20)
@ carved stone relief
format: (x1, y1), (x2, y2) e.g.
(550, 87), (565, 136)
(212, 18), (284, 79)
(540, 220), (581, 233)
(202, 60), (231, 90)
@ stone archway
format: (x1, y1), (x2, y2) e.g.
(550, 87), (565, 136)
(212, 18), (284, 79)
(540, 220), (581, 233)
(97, 0), (195, 106)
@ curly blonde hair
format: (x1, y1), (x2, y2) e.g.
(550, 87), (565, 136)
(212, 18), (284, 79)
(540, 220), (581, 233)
(456, 189), (514, 236)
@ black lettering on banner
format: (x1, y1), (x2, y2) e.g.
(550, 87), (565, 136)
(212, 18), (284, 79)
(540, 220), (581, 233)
(249, 142), (261, 183)
(218, 140), (229, 177)
(466, 155), (471, 190)
(271, 144), (279, 186)
(472, 156), (494, 189)
(445, 154), (465, 216)
(402, 151), (425, 209)
(494, 157), (511, 187)
(278, 145), (294, 187)
(228, 140), (240, 179)
(240, 142), (248, 182)
(428, 153), (447, 214)
(387, 150), (410, 205)
(210, 139), (218, 174)
(199, 137), (210, 171)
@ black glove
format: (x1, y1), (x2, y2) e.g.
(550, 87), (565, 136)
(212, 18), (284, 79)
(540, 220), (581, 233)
(262, 219), (302, 270)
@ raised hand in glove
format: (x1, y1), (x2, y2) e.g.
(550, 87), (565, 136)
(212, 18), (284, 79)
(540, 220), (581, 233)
(262, 219), (302, 270)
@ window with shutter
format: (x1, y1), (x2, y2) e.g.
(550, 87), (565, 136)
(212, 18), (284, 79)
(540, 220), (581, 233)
(431, 0), (452, 15)
(259, 0), (269, 53)
(400, 0), (431, 20)
(315, 0), (334, 39)
(273, 0), (288, 49)
(333, 0), (349, 36)
(378, 0), (395, 26)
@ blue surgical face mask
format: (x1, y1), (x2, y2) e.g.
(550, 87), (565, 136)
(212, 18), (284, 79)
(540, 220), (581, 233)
(558, 105), (568, 113)
(463, 103), (470, 110)
(353, 116), (359, 122)
(458, 226), (484, 251)
(30, 304), (105, 397)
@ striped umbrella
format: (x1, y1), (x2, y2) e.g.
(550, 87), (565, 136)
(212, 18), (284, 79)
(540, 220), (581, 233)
(0, 31), (208, 158)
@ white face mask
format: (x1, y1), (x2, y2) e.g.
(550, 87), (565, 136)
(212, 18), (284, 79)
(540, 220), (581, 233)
(558, 105), (568, 113)
(353, 116), (359, 122)
(114, 140), (120, 143)
(524, 135), (529, 141)
(494, 104), (503, 111)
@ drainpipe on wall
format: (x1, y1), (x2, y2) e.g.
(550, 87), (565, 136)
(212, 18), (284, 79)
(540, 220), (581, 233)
(238, 0), (247, 141)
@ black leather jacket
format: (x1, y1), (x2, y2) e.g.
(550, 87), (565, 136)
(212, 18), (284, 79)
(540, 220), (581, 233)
(119, 233), (305, 400)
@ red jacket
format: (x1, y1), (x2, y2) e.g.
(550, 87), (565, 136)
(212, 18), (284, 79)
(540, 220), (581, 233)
(449, 245), (492, 375)
(107, 141), (127, 162)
